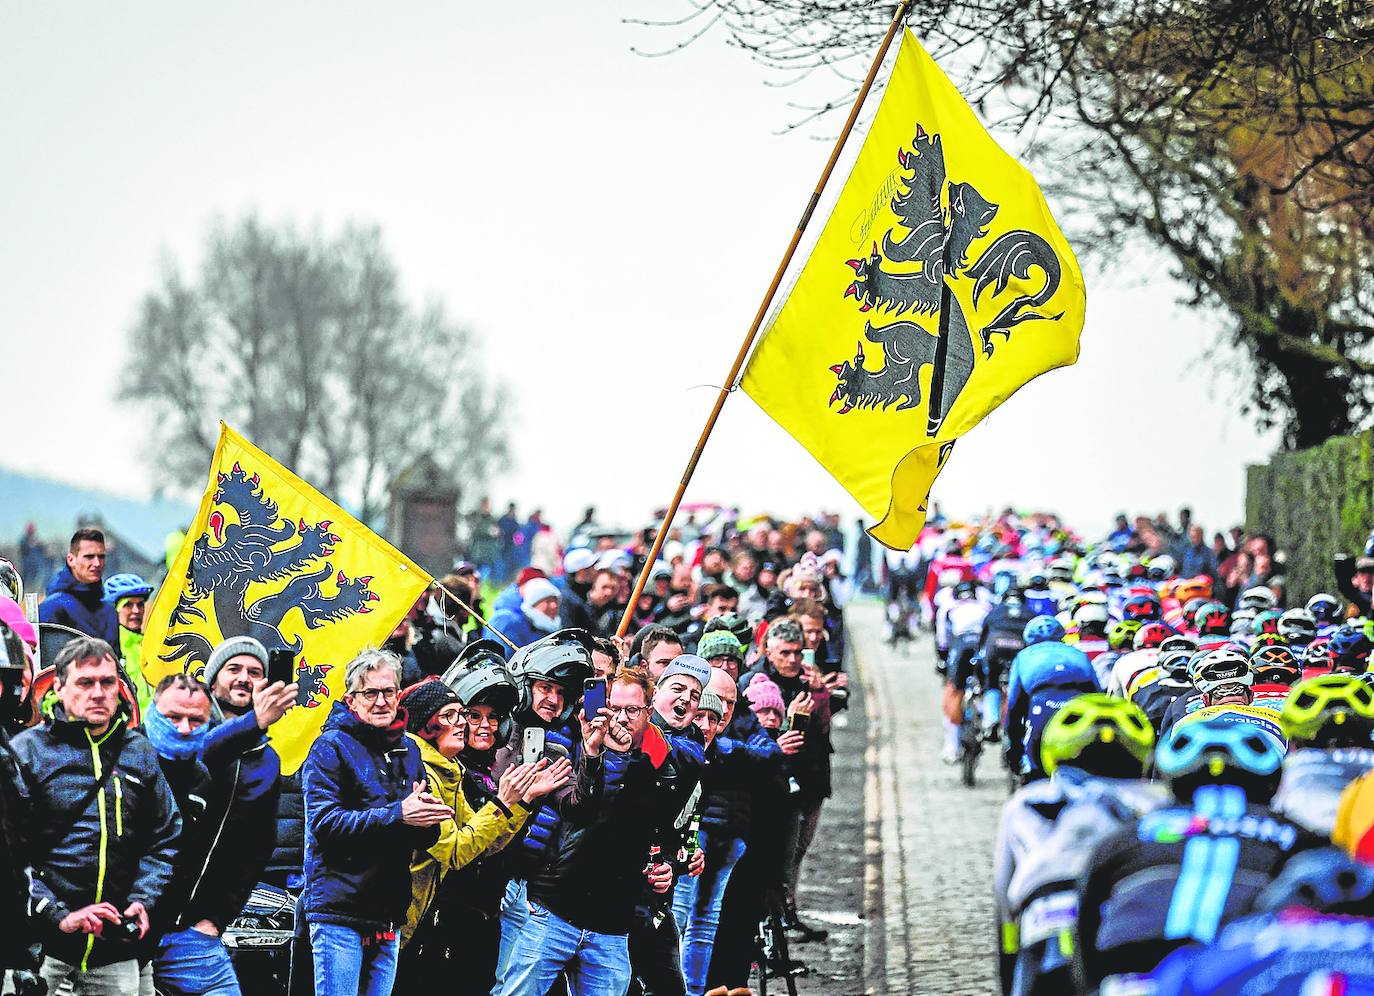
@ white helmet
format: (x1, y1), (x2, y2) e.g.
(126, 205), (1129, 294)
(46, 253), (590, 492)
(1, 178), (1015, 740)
(1238, 586), (1278, 611)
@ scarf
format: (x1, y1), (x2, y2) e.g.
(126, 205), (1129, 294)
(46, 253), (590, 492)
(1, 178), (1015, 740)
(143, 705), (210, 761)
(523, 604), (560, 634)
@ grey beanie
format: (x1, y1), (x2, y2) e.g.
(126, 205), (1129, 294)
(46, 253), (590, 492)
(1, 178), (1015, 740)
(205, 636), (270, 689)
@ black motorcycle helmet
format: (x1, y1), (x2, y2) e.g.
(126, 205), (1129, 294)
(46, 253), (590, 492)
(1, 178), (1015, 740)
(444, 638), (509, 680)
(445, 661), (519, 746)
(506, 629), (594, 727)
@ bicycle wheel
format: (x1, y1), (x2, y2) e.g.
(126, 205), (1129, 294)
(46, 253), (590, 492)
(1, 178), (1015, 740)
(961, 732), (980, 786)
(774, 920), (800, 996)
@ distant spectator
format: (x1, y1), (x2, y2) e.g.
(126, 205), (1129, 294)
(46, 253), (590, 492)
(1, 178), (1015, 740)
(1335, 551), (1374, 617)
(39, 527), (118, 645)
(1179, 526), (1218, 579)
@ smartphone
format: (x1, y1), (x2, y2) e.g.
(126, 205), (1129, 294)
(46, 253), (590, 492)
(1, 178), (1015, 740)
(789, 711), (811, 734)
(268, 648), (296, 687)
(522, 727), (546, 767)
(802, 648), (817, 668)
(583, 677), (608, 721)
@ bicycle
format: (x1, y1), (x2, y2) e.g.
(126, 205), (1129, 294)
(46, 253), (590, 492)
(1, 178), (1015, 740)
(752, 891), (803, 996)
(960, 675), (985, 787)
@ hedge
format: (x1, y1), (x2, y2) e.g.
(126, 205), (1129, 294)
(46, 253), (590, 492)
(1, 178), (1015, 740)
(1245, 430), (1374, 604)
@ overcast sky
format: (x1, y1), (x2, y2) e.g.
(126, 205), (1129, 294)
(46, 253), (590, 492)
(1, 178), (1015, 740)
(1, 2), (1279, 542)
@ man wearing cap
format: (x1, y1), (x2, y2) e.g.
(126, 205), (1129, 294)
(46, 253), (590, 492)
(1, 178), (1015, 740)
(492, 568), (548, 618)
(557, 549), (599, 633)
(484, 578), (562, 656)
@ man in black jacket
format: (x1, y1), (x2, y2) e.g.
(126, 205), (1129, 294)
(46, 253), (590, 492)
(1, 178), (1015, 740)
(12, 637), (181, 995)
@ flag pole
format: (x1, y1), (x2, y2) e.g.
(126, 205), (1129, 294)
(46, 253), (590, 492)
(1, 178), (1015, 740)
(616, 0), (914, 638)
(430, 580), (518, 652)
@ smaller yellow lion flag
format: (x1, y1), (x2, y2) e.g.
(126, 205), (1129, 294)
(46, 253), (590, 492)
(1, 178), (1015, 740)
(142, 423), (431, 773)
(742, 30), (1086, 549)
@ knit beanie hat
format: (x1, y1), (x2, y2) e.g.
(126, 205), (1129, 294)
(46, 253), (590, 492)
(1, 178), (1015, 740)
(398, 677), (460, 734)
(516, 567), (547, 588)
(522, 577), (562, 611)
(205, 636), (269, 690)
(744, 673), (785, 715)
(698, 688), (726, 719)
(698, 630), (745, 663)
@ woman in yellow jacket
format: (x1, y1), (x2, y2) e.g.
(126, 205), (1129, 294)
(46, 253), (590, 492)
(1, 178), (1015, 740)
(395, 678), (572, 982)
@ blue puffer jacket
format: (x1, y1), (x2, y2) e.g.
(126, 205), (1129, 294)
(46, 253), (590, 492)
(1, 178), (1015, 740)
(39, 568), (118, 645)
(301, 701), (437, 930)
(482, 607), (548, 656)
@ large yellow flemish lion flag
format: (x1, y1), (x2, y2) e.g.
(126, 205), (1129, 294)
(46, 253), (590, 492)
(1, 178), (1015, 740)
(742, 31), (1086, 549)
(142, 423), (431, 773)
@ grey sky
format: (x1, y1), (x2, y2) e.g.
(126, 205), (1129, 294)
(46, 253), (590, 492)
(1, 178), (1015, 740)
(1, 2), (1277, 542)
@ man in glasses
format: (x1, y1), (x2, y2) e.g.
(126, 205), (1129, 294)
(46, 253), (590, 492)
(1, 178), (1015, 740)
(302, 648), (455, 996)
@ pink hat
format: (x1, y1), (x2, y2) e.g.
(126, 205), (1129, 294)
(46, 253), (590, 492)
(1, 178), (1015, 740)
(0, 595), (36, 649)
(744, 672), (785, 715)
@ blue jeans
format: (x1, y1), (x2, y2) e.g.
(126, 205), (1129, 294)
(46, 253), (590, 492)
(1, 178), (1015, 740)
(491, 878), (529, 996)
(499, 897), (631, 996)
(308, 922), (399, 996)
(155, 927), (241, 996)
(672, 834), (747, 996)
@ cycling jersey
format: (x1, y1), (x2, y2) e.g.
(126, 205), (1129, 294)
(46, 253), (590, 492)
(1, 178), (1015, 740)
(1148, 908), (1374, 995)
(1158, 692), (1206, 739)
(1004, 643), (1098, 777)
(1134, 677), (1195, 734)
(1075, 784), (1320, 991)
(1270, 747), (1374, 838)
(993, 768), (1166, 996)
(1107, 649), (1160, 698)
(1249, 683), (1292, 711)
(937, 598), (990, 653)
(1173, 704), (1288, 753)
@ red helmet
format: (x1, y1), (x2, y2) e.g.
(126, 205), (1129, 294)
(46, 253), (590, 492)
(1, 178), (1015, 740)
(1133, 622), (1173, 650)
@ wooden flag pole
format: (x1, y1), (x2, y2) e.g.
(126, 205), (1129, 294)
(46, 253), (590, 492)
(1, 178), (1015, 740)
(616, 0), (914, 638)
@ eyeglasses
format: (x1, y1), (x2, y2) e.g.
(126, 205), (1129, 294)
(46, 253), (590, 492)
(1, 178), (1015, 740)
(467, 713), (501, 727)
(434, 707), (469, 726)
(351, 687), (399, 703)
(609, 705), (646, 719)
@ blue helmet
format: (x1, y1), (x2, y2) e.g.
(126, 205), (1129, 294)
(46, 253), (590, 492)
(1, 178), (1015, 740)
(102, 573), (154, 605)
(1155, 717), (1284, 803)
(1257, 848), (1374, 916)
(1023, 615), (1066, 645)
(1330, 626), (1374, 673)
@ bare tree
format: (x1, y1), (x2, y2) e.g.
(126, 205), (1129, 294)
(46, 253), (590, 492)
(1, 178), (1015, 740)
(640, 1), (1374, 447)
(120, 216), (510, 523)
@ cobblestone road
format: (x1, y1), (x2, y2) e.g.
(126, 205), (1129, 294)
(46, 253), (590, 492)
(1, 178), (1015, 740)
(856, 599), (1004, 995)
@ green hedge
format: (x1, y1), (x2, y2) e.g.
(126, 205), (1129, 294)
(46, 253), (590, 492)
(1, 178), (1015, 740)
(1246, 431), (1374, 604)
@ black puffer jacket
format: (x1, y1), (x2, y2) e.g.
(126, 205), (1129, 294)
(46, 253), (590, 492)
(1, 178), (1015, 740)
(12, 707), (181, 968)
(264, 769), (305, 888)
(698, 723), (778, 840)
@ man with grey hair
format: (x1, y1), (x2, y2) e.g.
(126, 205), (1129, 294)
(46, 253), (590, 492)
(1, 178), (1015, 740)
(11, 636), (181, 995)
(302, 648), (455, 996)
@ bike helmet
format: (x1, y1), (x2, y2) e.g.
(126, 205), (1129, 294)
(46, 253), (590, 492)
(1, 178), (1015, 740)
(444, 661), (519, 746)
(1238, 586), (1279, 611)
(954, 580), (979, 601)
(1023, 615), (1066, 645)
(1193, 601), (1232, 637)
(1249, 643), (1301, 686)
(1256, 849), (1374, 916)
(1047, 558), (1075, 584)
(1191, 646), (1254, 698)
(1277, 608), (1318, 647)
(1159, 632), (1200, 656)
(1281, 674), (1374, 748)
(1330, 627), (1374, 674)
(937, 568), (963, 589)
(1072, 601), (1111, 638)
(1155, 717), (1284, 803)
(1159, 648), (1196, 681)
(1174, 577), (1214, 604)
(1023, 570), (1049, 591)
(1253, 608), (1283, 636)
(506, 629), (595, 726)
(1039, 693), (1154, 778)
(1108, 619), (1144, 652)
(1304, 637), (1336, 673)
(1147, 555), (1177, 582)
(1121, 593), (1162, 622)
(1132, 622), (1172, 651)
(1229, 607), (1258, 637)
(102, 573), (155, 605)
(1306, 593), (1343, 627)
(0, 558), (22, 605)
(1250, 631), (1288, 650)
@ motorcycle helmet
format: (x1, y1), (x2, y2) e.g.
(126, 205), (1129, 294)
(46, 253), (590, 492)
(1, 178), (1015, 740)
(1039, 693), (1154, 778)
(1193, 601), (1232, 638)
(1330, 627), (1374, 675)
(1134, 622), (1173, 651)
(102, 573), (155, 605)
(1023, 615), (1066, 645)
(1108, 619), (1144, 652)
(1306, 593), (1343, 627)
(1155, 717), (1284, 803)
(1280, 674), (1374, 748)
(1249, 643), (1301, 686)
(1238, 586), (1279, 611)
(442, 638), (509, 682)
(445, 661), (519, 746)
(1277, 608), (1318, 648)
(506, 629), (595, 727)
(1122, 593), (1162, 622)
(0, 558), (22, 605)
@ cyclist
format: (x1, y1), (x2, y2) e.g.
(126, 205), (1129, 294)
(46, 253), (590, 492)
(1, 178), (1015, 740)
(1022, 571), (1058, 618)
(1003, 616), (1098, 783)
(977, 587), (1035, 740)
(1073, 718), (1317, 993)
(994, 695), (1161, 996)
(1131, 645), (1198, 733)
(1302, 636), (1336, 679)
(1166, 648), (1288, 751)
(1248, 643), (1302, 710)
(1192, 601), (1233, 651)
(1068, 601), (1112, 662)
(1269, 674), (1374, 838)
(1329, 625), (1374, 675)
(1276, 607), (1318, 655)
(1306, 591), (1344, 638)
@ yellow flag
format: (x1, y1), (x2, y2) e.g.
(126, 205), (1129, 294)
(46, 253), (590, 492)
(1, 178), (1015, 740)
(142, 423), (431, 773)
(742, 30), (1086, 549)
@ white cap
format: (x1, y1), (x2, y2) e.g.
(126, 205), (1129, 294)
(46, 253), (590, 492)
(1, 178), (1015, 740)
(564, 548), (598, 574)
(596, 549), (631, 571)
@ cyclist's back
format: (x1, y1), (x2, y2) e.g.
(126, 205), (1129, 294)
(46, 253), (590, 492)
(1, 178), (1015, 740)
(1005, 638), (1097, 779)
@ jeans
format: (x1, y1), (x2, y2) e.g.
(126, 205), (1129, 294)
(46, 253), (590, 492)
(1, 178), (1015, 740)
(672, 834), (747, 996)
(155, 927), (242, 995)
(39, 957), (140, 996)
(499, 898), (631, 996)
(491, 879), (529, 996)
(307, 922), (399, 996)
(627, 912), (684, 996)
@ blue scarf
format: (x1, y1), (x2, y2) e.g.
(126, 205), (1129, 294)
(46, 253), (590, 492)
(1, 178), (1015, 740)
(143, 706), (211, 761)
